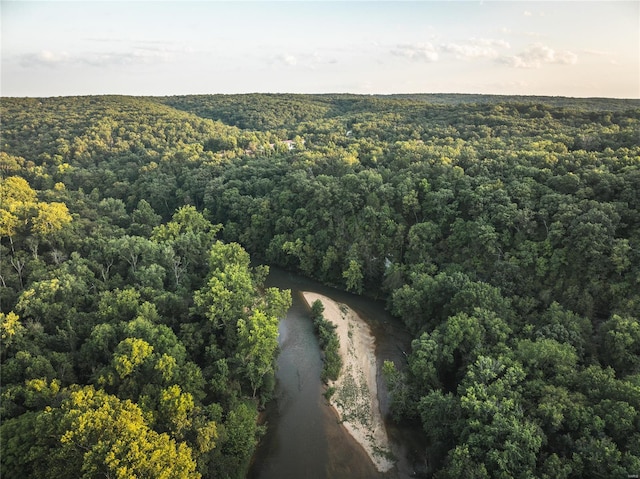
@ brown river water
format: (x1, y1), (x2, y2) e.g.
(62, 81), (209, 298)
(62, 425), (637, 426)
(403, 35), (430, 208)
(247, 267), (428, 479)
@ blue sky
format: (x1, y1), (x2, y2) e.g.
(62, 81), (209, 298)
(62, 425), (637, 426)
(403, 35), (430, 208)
(1, 1), (638, 98)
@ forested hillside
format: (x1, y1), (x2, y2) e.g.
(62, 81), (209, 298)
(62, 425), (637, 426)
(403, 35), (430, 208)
(0, 96), (292, 479)
(1, 94), (640, 478)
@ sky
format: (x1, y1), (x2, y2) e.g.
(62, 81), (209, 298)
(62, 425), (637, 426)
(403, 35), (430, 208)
(1, 1), (638, 98)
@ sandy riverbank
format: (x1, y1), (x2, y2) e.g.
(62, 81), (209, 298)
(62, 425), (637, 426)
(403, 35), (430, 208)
(301, 292), (394, 473)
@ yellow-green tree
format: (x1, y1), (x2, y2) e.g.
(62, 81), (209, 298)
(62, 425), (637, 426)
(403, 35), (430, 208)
(0, 386), (200, 479)
(0, 176), (37, 247)
(31, 202), (71, 238)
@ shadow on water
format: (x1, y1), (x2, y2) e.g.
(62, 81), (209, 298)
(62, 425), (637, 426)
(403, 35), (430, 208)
(247, 267), (428, 479)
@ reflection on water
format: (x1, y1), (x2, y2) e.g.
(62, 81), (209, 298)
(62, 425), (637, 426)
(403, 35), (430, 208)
(247, 267), (426, 479)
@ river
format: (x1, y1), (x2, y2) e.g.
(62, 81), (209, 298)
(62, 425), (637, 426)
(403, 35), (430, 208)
(247, 267), (427, 479)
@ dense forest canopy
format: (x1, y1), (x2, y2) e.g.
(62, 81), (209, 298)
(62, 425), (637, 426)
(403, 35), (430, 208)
(1, 93), (640, 478)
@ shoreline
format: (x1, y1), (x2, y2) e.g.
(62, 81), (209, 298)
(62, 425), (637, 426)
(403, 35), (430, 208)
(301, 291), (395, 473)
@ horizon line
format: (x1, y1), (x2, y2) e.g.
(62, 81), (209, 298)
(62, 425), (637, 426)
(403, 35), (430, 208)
(2, 91), (639, 101)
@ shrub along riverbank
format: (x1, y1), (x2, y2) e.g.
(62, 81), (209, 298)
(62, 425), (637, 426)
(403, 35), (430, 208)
(309, 298), (342, 383)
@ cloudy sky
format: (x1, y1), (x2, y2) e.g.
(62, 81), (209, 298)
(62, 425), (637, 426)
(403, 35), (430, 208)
(1, 1), (638, 98)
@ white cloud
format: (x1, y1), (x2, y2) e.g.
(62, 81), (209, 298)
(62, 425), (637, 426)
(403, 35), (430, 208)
(268, 54), (297, 68)
(390, 43), (439, 62)
(310, 52), (338, 67)
(477, 38), (511, 49)
(389, 38), (511, 63)
(89, 50), (173, 67)
(19, 50), (71, 67)
(524, 10), (533, 16)
(270, 51), (340, 70)
(16, 47), (176, 69)
(281, 54), (298, 66)
(499, 43), (578, 68)
(582, 49), (612, 57)
(440, 37), (510, 60)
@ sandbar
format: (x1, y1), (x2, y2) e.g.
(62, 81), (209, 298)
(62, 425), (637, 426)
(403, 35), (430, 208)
(302, 291), (394, 472)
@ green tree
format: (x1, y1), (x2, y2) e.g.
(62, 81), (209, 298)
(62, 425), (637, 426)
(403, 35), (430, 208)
(192, 242), (256, 353)
(343, 259), (364, 293)
(129, 199), (162, 237)
(237, 310), (279, 398)
(214, 402), (261, 479)
(445, 356), (544, 479)
(600, 314), (640, 376)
